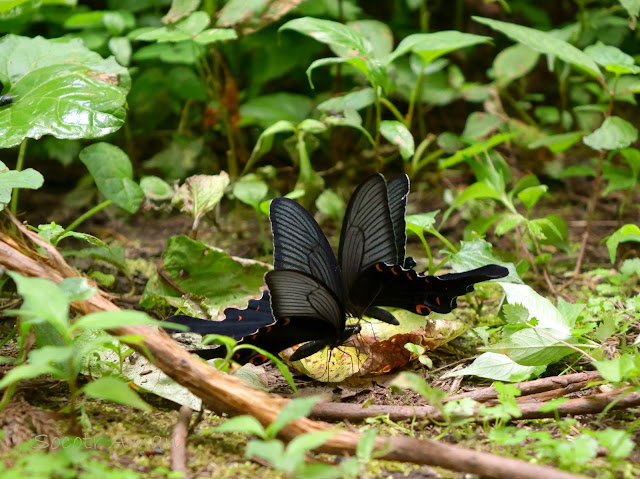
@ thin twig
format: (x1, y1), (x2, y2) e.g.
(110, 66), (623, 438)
(170, 405), (192, 477)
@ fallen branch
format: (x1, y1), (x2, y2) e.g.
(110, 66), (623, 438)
(0, 218), (584, 479)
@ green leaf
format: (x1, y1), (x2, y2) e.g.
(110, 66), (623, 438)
(492, 44), (540, 88)
(449, 239), (520, 283)
(451, 182), (503, 209)
(79, 143), (143, 213)
(0, 162), (44, 211)
(267, 396), (322, 438)
(280, 17), (372, 58)
(495, 214), (523, 236)
(488, 328), (576, 366)
(108, 37), (132, 67)
(502, 303), (529, 325)
(0, 345), (74, 388)
(528, 131), (586, 153)
(443, 352), (543, 381)
(606, 224), (640, 263)
(386, 30), (491, 65)
(323, 110), (375, 145)
(593, 354), (639, 382)
(82, 376), (152, 411)
(379, 121), (414, 160)
(517, 184), (548, 210)
(214, 415), (267, 439)
(0, 35), (130, 148)
(439, 132), (517, 168)
(556, 298), (584, 329)
(583, 116), (638, 151)
(595, 428), (635, 460)
(59, 277), (96, 303)
(8, 272), (69, 333)
(315, 189), (345, 221)
(316, 88), (375, 112)
(140, 235), (268, 310)
(461, 112), (503, 140)
(390, 372), (447, 403)
(248, 120), (296, 165)
(71, 310), (165, 332)
(500, 282), (571, 333)
(473, 17), (602, 79)
(162, 0), (201, 24)
(240, 94), (312, 129)
(286, 431), (335, 457)
(406, 211), (439, 233)
(141, 175), (174, 201)
(172, 172), (230, 224)
(585, 42), (640, 74)
(233, 179), (268, 209)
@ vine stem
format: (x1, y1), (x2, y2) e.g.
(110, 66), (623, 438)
(63, 199), (113, 236)
(10, 139), (28, 216)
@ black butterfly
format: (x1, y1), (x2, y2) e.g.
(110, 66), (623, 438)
(166, 174), (508, 363)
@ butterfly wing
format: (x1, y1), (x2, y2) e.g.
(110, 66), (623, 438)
(338, 174), (397, 314)
(270, 197), (343, 302)
(385, 174), (410, 266)
(164, 291), (274, 339)
(367, 263), (509, 315)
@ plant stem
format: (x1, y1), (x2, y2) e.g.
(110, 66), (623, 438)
(373, 87), (382, 169)
(406, 70), (424, 129)
(428, 228), (458, 254)
(63, 199), (113, 236)
(10, 139), (28, 216)
(379, 97), (405, 123)
(417, 232), (434, 273)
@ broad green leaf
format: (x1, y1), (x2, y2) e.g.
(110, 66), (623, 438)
(488, 328), (576, 366)
(528, 131), (585, 153)
(108, 37), (131, 66)
(499, 282), (571, 333)
(315, 189), (345, 221)
(443, 352), (543, 381)
(340, 20), (392, 58)
(379, 120), (414, 160)
(213, 415), (267, 439)
(316, 88), (375, 112)
(390, 372), (446, 402)
(492, 43), (540, 88)
(245, 440), (284, 467)
(172, 172), (230, 224)
(556, 298), (584, 328)
(141, 175), (174, 201)
(286, 431), (335, 457)
(0, 345), (74, 388)
(306, 56), (370, 89)
(267, 396), (322, 437)
(620, 0), (640, 17)
(233, 178), (268, 209)
(386, 31), (491, 65)
(593, 353), (640, 383)
(502, 303), (529, 325)
(473, 17), (602, 79)
(583, 116), (638, 151)
(606, 224), (640, 263)
(517, 184), (548, 210)
(451, 181), (503, 209)
(596, 428), (635, 460)
(0, 161), (44, 210)
(298, 118), (327, 134)
(0, 35), (130, 148)
(280, 17), (372, 58)
(71, 310), (166, 332)
(620, 148), (640, 179)
(217, 0), (268, 27)
(406, 211), (439, 233)
(495, 214), (523, 236)
(585, 42), (640, 74)
(162, 0), (200, 24)
(439, 132), (517, 168)
(8, 272), (69, 333)
(59, 277), (96, 303)
(461, 112), (503, 140)
(140, 235), (268, 310)
(79, 143), (143, 213)
(449, 239), (520, 283)
(82, 376), (152, 411)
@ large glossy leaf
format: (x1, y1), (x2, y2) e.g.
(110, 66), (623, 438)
(79, 143), (143, 213)
(280, 17), (372, 58)
(473, 17), (602, 80)
(0, 35), (130, 148)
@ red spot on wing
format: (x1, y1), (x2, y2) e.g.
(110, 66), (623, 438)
(416, 304), (431, 315)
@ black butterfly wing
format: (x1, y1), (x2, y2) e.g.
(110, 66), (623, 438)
(367, 263), (508, 315)
(164, 291), (274, 339)
(338, 174), (397, 314)
(270, 197), (343, 302)
(385, 174), (410, 266)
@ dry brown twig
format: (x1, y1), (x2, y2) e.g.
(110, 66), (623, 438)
(0, 216), (587, 479)
(170, 405), (193, 477)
